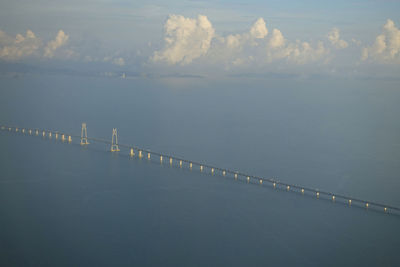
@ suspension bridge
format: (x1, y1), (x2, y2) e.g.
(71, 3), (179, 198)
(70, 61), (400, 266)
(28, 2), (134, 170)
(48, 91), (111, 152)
(1, 123), (399, 215)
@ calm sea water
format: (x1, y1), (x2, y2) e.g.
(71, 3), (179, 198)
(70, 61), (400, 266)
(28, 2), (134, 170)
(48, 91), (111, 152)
(1, 73), (400, 266)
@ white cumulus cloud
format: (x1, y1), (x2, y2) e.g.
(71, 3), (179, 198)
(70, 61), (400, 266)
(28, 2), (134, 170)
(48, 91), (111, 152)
(152, 14), (215, 65)
(0, 30), (41, 60)
(327, 28), (348, 49)
(266, 30), (329, 64)
(268, 29), (285, 48)
(250, 18), (268, 39)
(362, 19), (400, 63)
(44, 30), (69, 58)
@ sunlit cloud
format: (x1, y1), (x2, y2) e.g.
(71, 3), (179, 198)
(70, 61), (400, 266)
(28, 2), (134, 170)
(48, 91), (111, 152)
(152, 15), (331, 67)
(327, 28), (348, 49)
(44, 30), (69, 58)
(362, 19), (400, 63)
(0, 30), (41, 60)
(152, 15), (215, 65)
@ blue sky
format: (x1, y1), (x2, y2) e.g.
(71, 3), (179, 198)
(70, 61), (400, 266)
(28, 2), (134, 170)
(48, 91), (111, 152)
(1, 0), (400, 79)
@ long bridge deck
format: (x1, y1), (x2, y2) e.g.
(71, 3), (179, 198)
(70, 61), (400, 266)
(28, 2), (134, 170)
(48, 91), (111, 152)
(1, 123), (399, 215)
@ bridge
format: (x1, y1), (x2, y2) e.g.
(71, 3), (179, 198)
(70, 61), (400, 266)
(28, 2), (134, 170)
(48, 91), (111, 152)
(1, 123), (399, 215)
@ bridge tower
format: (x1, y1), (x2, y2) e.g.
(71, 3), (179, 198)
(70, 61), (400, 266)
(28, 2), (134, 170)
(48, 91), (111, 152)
(80, 123), (89, 145)
(111, 128), (120, 152)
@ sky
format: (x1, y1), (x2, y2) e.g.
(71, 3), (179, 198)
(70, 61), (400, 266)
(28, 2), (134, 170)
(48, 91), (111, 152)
(1, 0), (400, 79)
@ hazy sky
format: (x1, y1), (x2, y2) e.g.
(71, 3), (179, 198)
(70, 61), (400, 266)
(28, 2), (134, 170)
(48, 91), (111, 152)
(1, 0), (400, 79)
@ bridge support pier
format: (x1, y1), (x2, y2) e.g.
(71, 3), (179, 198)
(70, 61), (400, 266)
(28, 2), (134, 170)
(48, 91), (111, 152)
(80, 123), (89, 145)
(130, 148), (135, 157)
(110, 128), (120, 152)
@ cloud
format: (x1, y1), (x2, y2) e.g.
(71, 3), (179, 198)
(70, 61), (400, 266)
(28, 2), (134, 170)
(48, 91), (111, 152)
(152, 15), (330, 68)
(44, 30), (69, 58)
(250, 18), (268, 39)
(223, 18), (268, 50)
(0, 30), (41, 60)
(267, 39), (329, 64)
(268, 29), (285, 48)
(0, 29), (77, 61)
(265, 28), (329, 64)
(327, 28), (348, 49)
(152, 14), (215, 65)
(362, 19), (400, 63)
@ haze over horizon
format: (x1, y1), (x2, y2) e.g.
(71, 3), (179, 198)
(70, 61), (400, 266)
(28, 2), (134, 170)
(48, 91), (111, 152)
(1, 0), (400, 80)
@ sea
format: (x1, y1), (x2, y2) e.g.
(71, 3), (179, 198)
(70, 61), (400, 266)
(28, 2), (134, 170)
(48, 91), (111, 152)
(1, 73), (400, 266)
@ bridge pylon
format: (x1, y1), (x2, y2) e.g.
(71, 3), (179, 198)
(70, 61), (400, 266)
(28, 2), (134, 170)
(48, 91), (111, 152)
(80, 123), (89, 145)
(111, 128), (120, 152)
